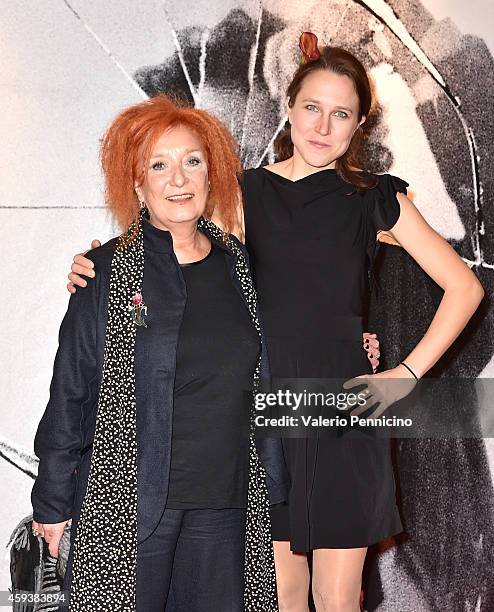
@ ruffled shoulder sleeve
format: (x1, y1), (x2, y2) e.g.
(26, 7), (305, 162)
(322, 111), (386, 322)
(371, 173), (409, 232)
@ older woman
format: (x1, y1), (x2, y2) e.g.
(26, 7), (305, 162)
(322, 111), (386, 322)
(31, 95), (286, 612)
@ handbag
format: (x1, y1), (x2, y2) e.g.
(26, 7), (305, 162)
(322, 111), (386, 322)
(7, 514), (71, 611)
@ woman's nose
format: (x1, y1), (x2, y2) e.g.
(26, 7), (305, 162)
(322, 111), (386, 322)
(170, 166), (186, 187)
(315, 115), (331, 136)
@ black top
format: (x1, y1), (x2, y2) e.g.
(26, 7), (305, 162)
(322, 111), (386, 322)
(166, 244), (261, 509)
(243, 167), (408, 344)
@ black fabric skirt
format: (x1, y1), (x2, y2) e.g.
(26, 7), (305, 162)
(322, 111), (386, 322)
(266, 333), (403, 551)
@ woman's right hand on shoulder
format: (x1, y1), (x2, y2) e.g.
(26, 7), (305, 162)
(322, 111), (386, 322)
(67, 240), (101, 293)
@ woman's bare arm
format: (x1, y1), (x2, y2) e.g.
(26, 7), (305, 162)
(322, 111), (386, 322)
(388, 193), (484, 377)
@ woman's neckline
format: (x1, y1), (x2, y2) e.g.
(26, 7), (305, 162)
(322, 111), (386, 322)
(261, 166), (337, 184)
(179, 244), (214, 267)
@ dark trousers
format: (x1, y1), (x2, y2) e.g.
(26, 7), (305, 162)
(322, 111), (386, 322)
(137, 507), (246, 612)
(64, 507), (246, 611)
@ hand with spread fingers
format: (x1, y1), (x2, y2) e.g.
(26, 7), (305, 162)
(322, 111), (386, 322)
(342, 364), (418, 418)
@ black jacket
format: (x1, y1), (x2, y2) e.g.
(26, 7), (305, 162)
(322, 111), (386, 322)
(31, 219), (288, 543)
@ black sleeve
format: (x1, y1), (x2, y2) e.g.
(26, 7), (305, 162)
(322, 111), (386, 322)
(256, 435), (290, 506)
(371, 173), (409, 232)
(31, 249), (103, 523)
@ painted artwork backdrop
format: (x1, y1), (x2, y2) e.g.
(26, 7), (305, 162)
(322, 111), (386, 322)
(1, 1), (494, 609)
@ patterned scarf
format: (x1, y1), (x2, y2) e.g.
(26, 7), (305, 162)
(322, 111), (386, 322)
(68, 212), (278, 611)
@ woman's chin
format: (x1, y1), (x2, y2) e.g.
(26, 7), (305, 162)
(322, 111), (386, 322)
(302, 156), (335, 170)
(297, 147), (335, 169)
(151, 209), (205, 227)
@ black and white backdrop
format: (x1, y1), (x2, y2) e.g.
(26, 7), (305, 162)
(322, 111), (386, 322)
(1, 1), (494, 609)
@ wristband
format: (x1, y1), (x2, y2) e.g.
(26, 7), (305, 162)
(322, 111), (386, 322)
(400, 361), (418, 380)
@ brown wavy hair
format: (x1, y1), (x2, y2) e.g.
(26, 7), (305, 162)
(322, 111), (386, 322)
(275, 43), (378, 191)
(100, 95), (242, 234)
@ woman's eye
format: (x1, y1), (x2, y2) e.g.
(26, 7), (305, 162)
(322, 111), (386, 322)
(334, 111), (349, 119)
(186, 157), (202, 167)
(305, 104), (318, 112)
(151, 161), (166, 171)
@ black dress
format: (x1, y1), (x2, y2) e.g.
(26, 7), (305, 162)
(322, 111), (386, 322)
(243, 167), (405, 551)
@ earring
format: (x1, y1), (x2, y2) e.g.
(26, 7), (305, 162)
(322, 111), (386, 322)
(138, 200), (149, 221)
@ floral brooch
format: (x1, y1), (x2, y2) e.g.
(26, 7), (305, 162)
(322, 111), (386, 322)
(129, 292), (148, 327)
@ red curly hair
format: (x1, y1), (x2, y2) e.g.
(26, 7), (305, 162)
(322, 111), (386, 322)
(100, 95), (242, 235)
